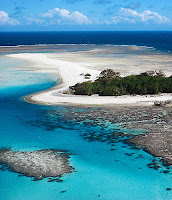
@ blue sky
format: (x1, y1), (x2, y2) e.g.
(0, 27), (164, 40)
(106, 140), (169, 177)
(0, 0), (172, 31)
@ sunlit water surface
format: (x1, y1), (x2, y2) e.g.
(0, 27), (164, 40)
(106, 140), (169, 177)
(0, 54), (172, 200)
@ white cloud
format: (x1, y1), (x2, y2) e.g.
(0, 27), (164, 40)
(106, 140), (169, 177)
(26, 17), (44, 25)
(103, 20), (112, 24)
(0, 11), (19, 25)
(95, 19), (112, 24)
(42, 8), (92, 24)
(112, 8), (171, 24)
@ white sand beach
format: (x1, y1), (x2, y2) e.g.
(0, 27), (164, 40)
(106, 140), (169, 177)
(7, 52), (172, 106)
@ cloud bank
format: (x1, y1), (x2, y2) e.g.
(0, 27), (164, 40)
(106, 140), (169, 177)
(0, 6), (171, 29)
(42, 8), (92, 24)
(112, 8), (171, 24)
(0, 11), (19, 25)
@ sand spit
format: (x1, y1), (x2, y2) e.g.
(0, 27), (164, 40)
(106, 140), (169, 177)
(0, 149), (73, 181)
(7, 53), (172, 106)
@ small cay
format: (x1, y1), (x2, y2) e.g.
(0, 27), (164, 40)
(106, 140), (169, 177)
(0, 148), (73, 181)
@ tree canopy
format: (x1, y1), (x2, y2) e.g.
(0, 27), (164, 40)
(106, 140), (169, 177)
(70, 70), (172, 96)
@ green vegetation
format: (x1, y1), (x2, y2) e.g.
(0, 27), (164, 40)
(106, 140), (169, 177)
(70, 69), (172, 96)
(99, 69), (121, 78)
(85, 73), (91, 77)
(84, 73), (91, 79)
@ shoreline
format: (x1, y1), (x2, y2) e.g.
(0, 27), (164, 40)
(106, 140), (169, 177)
(25, 87), (172, 107)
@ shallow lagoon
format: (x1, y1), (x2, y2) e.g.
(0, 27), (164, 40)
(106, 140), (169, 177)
(0, 54), (172, 200)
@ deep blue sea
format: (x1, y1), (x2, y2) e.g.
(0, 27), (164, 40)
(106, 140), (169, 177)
(0, 31), (172, 53)
(0, 32), (172, 199)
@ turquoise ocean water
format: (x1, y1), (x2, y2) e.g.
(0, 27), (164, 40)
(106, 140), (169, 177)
(0, 52), (172, 200)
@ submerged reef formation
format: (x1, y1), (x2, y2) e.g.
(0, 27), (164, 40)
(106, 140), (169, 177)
(28, 105), (172, 166)
(130, 131), (172, 165)
(0, 149), (73, 181)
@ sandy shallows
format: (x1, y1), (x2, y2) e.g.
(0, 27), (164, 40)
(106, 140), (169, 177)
(0, 149), (73, 181)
